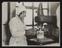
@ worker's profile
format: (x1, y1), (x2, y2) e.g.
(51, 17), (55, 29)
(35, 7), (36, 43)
(9, 4), (27, 46)
(2, 2), (60, 46)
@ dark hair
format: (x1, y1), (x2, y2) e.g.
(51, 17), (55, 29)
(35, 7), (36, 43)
(18, 11), (25, 17)
(18, 12), (22, 17)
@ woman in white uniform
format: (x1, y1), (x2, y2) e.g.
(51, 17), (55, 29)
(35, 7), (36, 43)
(9, 4), (27, 46)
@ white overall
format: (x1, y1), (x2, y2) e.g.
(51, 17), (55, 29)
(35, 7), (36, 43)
(9, 16), (27, 46)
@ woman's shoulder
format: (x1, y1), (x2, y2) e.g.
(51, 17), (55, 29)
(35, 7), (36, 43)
(9, 17), (17, 24)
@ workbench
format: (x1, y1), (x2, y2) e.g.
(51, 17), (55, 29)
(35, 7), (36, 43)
(27, 37), (58, 45)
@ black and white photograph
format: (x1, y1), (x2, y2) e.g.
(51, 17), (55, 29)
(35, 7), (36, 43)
(2, 2), (60, 46)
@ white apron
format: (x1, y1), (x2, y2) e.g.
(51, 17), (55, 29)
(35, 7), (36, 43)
(9, 16), (27, 46)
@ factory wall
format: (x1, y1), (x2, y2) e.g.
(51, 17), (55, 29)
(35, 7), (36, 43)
(2, 2), (8, 45)
(2, 2), (16, 46)
(49, 2), (60, 16)
(10, 2), (16, 19)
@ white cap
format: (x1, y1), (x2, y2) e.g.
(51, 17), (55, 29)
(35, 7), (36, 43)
(16, 4), (26, 15)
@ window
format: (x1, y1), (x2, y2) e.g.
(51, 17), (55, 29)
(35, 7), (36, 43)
(42, 2), (48, 8)
(16, 2), (49, 29)
(24, 9), (32, 25)
(34, 2), (40, 7)
(24, 2), (32, 6)
(43, 10), (48, 16)
(34, 9), (37, 25)
(42, 2), (48, 16)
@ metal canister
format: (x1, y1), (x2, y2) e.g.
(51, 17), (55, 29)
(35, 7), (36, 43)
(37, 29), (44, 39)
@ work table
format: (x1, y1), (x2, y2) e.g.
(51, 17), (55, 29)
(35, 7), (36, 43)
(27, 37), (59, 45)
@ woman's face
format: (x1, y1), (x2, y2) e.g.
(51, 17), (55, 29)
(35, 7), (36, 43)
(19, 11), (26, 18)
(40, 23), (49, 32)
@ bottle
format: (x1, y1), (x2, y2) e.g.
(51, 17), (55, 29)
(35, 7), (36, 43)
(37, 28), (44, 40)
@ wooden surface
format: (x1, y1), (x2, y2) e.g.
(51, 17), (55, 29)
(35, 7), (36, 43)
(29, 37), (55, 45)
